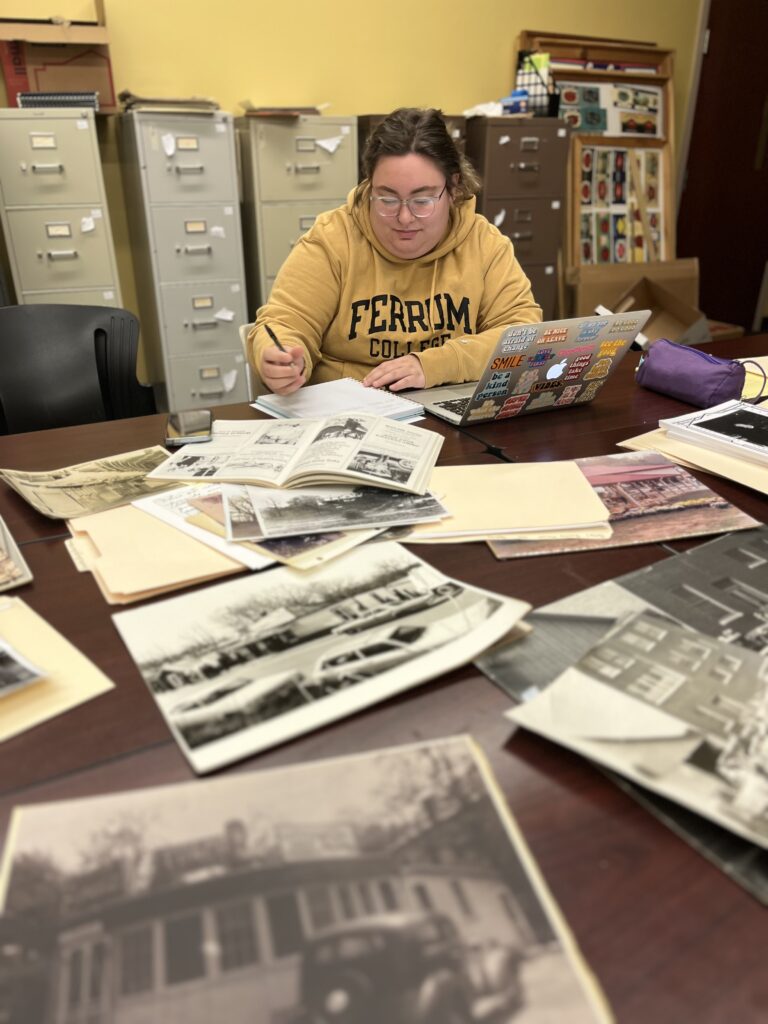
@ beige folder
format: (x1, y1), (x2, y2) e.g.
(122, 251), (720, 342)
(0, 596), (113, 741)
(404, 463), (612, 541)
(67, 505), (243, 604)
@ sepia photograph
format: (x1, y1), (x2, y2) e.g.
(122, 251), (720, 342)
(0, 447), (173, 519)
(0, 737), (609, 1024)
(489, 451), (760, 559)
(112, 542), (529, 774)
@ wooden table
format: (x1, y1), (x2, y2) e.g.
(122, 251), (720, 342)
(1, 372), (767, 1024)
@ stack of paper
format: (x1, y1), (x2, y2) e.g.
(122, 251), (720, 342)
(402, 462), (612, 542)
(622, 399), (768, 496)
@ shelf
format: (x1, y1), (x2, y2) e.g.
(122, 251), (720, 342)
(0, 20), (108, 45)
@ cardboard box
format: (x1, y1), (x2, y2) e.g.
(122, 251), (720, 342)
(567, 258), (700, 317)
(0, 39), (116, 111)
(611, 276), (711, 347)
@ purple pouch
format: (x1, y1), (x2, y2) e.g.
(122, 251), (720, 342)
(635, 339), (765, 407)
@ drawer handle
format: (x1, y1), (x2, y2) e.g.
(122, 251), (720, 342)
(31, 162), (64, 174)
(46, 249), (78, 260)
(174, 164), (205, 175)
(511, 231), (533, 241)
(182, 244), (213, 255)
(191, 319), (218, 329)
(294, 163), (321, 174)
(198, 387), (224, 397)
(513, 162), (540, 173)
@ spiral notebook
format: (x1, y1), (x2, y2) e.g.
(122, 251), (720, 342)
(252, 377), (423, 422)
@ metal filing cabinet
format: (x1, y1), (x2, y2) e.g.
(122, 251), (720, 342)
(237, 114), (358, 309)
(119, 109), (249, 410)
(465, 117), (570, 319)
(0, 108), (121, 306)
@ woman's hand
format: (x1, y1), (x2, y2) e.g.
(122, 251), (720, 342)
(362, 354), (425, 391)
(259, 345), (306, 395)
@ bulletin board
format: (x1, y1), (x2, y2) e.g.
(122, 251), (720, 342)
(569, 137), (674, 267)
(558, 80), (664, 139)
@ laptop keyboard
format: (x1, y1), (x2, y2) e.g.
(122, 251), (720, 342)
(434, 396), (471, 417)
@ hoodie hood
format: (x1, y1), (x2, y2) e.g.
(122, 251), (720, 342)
(348, 184), (478, 265)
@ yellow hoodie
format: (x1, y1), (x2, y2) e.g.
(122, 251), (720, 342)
(248, 189), (542, 390)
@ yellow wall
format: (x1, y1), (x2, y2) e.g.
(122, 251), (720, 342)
(0, 0), (703, 160)
(0, 0), (704, 332)
(105, 0), (702, 159)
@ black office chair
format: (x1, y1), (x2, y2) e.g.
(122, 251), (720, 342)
(0, 304), (156, 434)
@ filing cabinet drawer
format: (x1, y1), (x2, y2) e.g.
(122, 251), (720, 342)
(150, 206), (243, 283)
(159, 280), (248, 358)
(524, 262), (558, 320)
(166, 351), (249, 409)
(137, 114), (237, 204)
(466, 118), (570, 198)
(259, 200), (342, 278)
(485, 197), (564, 263)
(253, 117), (357, 201)
(482, 125), (569, 197)
(0, 114), (102, 207)
(19, 287), (120, 305)
(6, 207), (115, 292)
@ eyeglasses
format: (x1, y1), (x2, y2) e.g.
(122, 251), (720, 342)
(370, 183), (447, 218)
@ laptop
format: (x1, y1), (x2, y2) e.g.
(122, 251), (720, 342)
(404, 311), (652, 425)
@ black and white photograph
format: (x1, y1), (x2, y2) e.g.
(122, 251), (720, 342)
(509, 608), (768, 848)
(112, 542), (529, 773)
(0, 638), (44, 696)
(694, 407), (768, 447)
(483, 527), (768, 896)
(314, 416), (368, 441)
(0, 737), (608, 1024)
(221, 483), (448, 541)
(184, 488), (383, 569)
(346, 449), (416, 485)
(661, 400), (768, 466)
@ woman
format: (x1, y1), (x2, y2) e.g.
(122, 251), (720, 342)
(249, 107), (542, 395)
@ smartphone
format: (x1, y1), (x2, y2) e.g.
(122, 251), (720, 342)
(165, 409), (213, 446)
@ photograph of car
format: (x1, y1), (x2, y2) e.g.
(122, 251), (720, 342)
(291, 911), (523, 1024)
(312, 625), (438, 688)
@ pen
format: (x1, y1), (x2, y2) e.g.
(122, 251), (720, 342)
(265, 324), (286, 353)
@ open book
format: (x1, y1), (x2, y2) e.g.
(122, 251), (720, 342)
(254, 377), (423, 422)
(147, 416), (443, 495)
